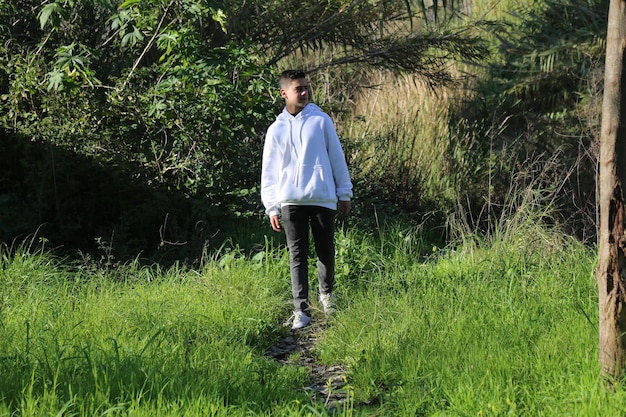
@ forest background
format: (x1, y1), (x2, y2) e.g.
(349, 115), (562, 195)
(0, 1), (615, 415)
(0, 0), (606, 264)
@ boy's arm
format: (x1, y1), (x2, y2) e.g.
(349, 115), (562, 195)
(324, 116), (353, 201)
(261, 131), (281, 218)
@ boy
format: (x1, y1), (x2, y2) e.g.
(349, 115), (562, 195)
(261, 70), (353, 329)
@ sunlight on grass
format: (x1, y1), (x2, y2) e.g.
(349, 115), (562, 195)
(0, 217), (617, 416)
(0, 244), (316, 416)
(317, 226), (605, 416)
(339, 71), (461, 206)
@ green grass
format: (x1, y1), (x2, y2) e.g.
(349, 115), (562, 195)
(0, 223), (616, 416)
(319, 234), (602, 415)
(0, 244), (311, 416)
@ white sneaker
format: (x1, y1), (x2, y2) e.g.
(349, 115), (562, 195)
(292, 311), (311, 330)
(319, 293), (336, 315)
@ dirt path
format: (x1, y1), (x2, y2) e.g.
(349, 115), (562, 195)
(266, 318), (350, 413)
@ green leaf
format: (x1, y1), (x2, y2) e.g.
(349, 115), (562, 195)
(205, 78), (224, 86)
(157, 32), (179, 56)
(39, 2), (64, 30)
(148, 99), (167, 117)
(122, 26), (144, 47)
(209, 8), (228, 34)
(110, 11), (130, 31)
(119, 0), (141, 10)
(46, 69), (65, 91)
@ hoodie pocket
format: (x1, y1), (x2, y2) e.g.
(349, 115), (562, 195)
(298, 164), (331, 200)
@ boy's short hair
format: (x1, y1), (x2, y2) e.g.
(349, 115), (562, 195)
(279, 70), (306, 88)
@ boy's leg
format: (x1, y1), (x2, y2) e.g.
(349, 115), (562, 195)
(311, 207), (336, 296)
(281, 205), (311, 313)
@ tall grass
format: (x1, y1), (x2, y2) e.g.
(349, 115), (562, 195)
(317, 225), (603, 416)
(0, 202), (614, 416)
(313, 143), (608, 415)
(0, 217), (611, 416)
(0, 243), (318, 416)
(340, 73), (458, 206)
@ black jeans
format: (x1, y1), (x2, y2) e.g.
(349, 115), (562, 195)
(281, 205), (336, 313)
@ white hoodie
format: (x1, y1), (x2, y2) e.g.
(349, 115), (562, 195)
(261, 103), (353, 217)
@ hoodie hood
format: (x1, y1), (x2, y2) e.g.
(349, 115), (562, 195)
(276, 103), (323, 122)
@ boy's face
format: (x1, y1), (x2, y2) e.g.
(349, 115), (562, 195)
(280, 78), (309, 112)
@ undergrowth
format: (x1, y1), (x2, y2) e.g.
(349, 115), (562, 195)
(0, 215), (610, 416)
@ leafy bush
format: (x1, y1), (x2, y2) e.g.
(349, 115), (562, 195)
(1, 1), (278, 260)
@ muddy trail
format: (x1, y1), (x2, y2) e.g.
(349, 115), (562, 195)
(266, 316), (350, 413)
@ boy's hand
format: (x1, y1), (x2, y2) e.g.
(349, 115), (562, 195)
(338, 200), (351, 217)
(270, 215), (283, 232)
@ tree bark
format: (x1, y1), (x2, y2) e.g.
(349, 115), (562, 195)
(597, 0), (626, 380)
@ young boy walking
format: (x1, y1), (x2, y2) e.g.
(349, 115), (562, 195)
(261, 70), (353, 330)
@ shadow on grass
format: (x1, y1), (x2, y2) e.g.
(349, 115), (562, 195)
(0, 131), (275, 266)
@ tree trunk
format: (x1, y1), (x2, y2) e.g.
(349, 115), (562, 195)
(597, 0), (626, 380)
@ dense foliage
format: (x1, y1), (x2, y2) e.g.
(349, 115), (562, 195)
(0, 0), (485, 261)
(1, 1), (280, 260)
(454, 0), (608, 242)
(0, 0), (611, 260)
